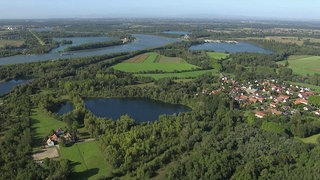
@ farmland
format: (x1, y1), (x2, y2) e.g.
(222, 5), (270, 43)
(112, 52), (199, 73)
(60, 141), (110, 179)
(285, 56), (320, 75)
(0, 40), (24, 48)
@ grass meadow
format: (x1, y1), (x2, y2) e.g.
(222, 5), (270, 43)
(286, 56), (320, 75)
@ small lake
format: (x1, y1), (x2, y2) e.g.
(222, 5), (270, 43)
(189, 42), (272, 54)
(0, 34), (180, 65)
(56, 102), (74, 116)
(51, 36), (115, 53)
(162, 31), (191, 35)
(84, 98), (191, 123)
(0, 80), (28, 95)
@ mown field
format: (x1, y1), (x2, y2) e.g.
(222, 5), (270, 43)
(137, 69), (218, 80)
(60, 141), (110, 180)
(281, 56), (320, 75)
(112, 52), (199, 73)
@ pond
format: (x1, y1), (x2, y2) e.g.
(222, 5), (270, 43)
(0, 34), (180, 65)
(189, 42), (272, 54)
(56, 102), (74, 116)
(0, 80), (28, 95)
(84, 98), (191, 123)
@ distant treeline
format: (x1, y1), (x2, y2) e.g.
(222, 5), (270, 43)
(64, 40), (123, 51)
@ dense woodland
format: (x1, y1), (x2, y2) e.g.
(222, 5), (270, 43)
(1, 20), (320, 179)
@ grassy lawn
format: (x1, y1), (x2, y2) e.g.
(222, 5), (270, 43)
(30, 108), (66, 147)
(297, 134), (320, 144)
(60, 141), (111, 180)
(285, 56), (320, 75)
(207, 52), (229, 60)
(137, 69), (218, 79)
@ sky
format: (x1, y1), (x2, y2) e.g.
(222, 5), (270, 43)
(0, 0), (319, 20)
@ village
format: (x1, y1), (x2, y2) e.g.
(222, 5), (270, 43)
(202, 76), (320, 119)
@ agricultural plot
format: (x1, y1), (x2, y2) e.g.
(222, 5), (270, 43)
(286, 56), (320, 75)
(113, 52), (199, 73)
(0, 40), (24, 48)
(60, 141), (110, 180)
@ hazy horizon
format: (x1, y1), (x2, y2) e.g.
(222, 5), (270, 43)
(1, 0), (320, 21)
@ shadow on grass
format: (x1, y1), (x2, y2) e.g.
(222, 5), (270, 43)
(30, 117), (46, 147)
(69, 167), (100, 180)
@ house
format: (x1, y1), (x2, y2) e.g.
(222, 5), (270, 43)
(271, 109), (282, 115)
(294, 98), (308, 106)
(314, 110), (320, 115)
(51, 134), (58, 141)
(270, 102), (277, 108)
(255, 111), (267, 118)
(47, 139), (54, 147)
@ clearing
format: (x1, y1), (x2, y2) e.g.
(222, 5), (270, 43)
(60, 141), (111, 180)
(297, 133), (320, 144)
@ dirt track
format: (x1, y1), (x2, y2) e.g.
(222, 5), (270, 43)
(32, 146), (59, 160)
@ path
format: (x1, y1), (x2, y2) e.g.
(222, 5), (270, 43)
(29, 29), (45, 45)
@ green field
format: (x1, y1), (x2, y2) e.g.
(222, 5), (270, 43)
(284, 56), (320, 75)
(112, 52), (199, 73)
(30, 108), (66, 146)
(207, 52), (229, 60)
(137, 69), (218, 79)
(60, 141), (110, 179)
(297, 133), (320, 144)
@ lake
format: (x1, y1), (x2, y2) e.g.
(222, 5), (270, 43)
(0, 80), (28, 95)
(189, 42), (272, 54)
(84, 98), (191, 123)
(0, 34), (180, 65)
(56, 102), (74, 116)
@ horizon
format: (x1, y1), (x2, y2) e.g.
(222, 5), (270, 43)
(1, 0), (320, 21)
